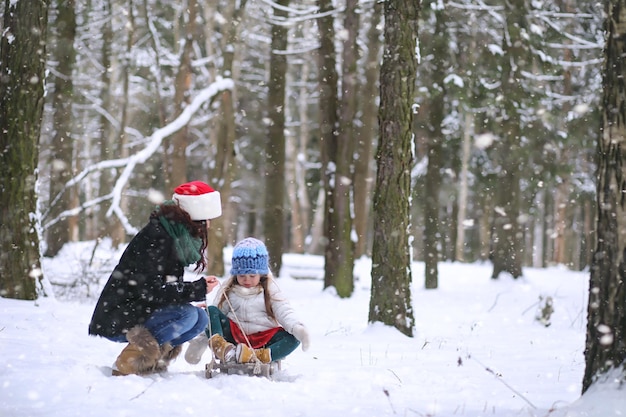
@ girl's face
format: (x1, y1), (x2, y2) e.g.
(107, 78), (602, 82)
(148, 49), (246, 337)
(236, 274), (261, 288)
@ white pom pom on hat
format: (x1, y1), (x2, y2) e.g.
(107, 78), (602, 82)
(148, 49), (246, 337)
(172, 180), (222, 221)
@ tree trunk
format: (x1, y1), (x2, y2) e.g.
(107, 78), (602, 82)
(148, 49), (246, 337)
(423, 1), (447, 289)
(0, 0), (48, 299)
(329, 0), (360, 297)
(110, 0), (135, 248)
(206, 0), (248, 276)
(169, 0), (198, 189)
(553, 181), (569, 265)
(368, 0), (418, 337)
(353, 2), (382, 259)
(45, 0), (77, 257)
(285, 122), (302, 252)
(264, 0), (289, 276)
(490, 0), (526, 279)
(286, 57), (311, 254)
(307, 188), (325, 254)
(581, 197), (595, 271)
(582, 0), (626, 393)
(316, 0), (340, 292)
(97, 0), (118, 241)
(490, 168), (522, 278)
(455, 111), (473, 261)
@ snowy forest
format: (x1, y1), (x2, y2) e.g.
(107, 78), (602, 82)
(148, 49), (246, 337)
(2, 0), (602, 275)
(5, 0), (626, 400)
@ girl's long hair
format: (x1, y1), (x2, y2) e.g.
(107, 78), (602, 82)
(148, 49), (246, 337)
(217, 274), (276, 321)
(150, 202), (209, 272)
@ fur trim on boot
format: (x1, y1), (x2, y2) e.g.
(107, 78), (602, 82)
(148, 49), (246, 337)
(155, 343), (183, 371)
(113, 326), (161, 376)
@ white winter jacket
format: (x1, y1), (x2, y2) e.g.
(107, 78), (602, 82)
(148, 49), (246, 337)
(212, 279), (302, 335)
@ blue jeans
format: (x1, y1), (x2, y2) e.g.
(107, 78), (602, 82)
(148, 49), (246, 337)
(106, 304), (208, 347)
(205, 305), (300, 361)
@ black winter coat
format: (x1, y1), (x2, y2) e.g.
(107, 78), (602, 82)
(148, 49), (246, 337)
(88, 217), (207, 338)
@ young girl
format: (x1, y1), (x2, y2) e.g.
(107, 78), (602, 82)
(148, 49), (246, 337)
(89, 181), (222, 375)
(185, 237), (310, 365)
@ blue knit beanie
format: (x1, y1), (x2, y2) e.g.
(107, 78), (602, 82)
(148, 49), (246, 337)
(230, 237), (269, 276)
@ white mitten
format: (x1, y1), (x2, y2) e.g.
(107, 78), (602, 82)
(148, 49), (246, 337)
(184, 333), (209, 364)
(292, 324), (311, 352)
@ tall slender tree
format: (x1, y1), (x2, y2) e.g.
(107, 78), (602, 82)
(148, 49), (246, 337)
(316, 0), (341, 293)
(582, 0), (626, 393)
(421, 0), (449, 289)
(489, 0), (528, 279)
(353, 2), (383, 258)
(368, 0), (418, 337)
(169, 0), (198, 189)
(96, 0), (117, 241)
(206, 0), (248, 276)
(264, 0), (289, 276)
(0, 0), (49, 299)
(329, 0), (360, 296)
(45, 0), (77, 257)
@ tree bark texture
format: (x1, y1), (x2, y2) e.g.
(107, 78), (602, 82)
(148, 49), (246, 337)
(206, 0), (248, 276)
(490, 0), (526, 279)
(0, 0), (49, 299)
(368, 0), (418, 337)
(97, 0), (118, 241)
(45, 0), (76, 257)
(264, 0), (289, 276)
(286, 56), (312, 254)
(353, 2), (382, 258)
(423, 2), (447, 289)
(169, 0), (197, 189)
(583, 0), (626, 392)
(316, 0), (341, 292)
(328, 0), (360, 296)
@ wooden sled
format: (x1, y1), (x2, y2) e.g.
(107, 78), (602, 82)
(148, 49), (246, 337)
(205, 359), (281, 379)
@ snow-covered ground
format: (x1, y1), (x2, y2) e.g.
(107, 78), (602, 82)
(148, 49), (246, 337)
(1, 240), (624, 416)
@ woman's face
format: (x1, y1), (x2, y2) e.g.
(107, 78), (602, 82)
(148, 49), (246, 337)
(236, 274), (261, 288)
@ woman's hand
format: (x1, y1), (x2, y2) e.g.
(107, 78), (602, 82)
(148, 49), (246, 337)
(205, 275), (219, 293)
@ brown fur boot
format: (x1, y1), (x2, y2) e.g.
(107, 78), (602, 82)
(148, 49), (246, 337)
(113, 326), (161, 376)
(154, 343), (183, 372)
(236, 344), (271, 364)
(208, 334), (236, 363)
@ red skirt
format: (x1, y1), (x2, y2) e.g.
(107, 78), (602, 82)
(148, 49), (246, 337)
(229, 321), (281, 349)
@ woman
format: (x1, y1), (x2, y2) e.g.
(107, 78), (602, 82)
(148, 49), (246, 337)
(89, 181), (222, 376)
(185, 237), (310, 366)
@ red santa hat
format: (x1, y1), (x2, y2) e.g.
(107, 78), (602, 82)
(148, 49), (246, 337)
(172, 181), (222, 220)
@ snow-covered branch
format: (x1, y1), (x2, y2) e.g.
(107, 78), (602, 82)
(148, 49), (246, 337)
(43, 78), (234, 233)
(106, 77), (235, 218)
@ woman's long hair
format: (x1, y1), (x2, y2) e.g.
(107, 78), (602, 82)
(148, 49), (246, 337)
(150, 202), (209, 272)
(217, 274), (276, 322)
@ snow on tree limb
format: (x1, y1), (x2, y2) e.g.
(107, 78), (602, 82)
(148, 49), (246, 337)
(43, 77), (234, 234)
(106, 77), (235, 220)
